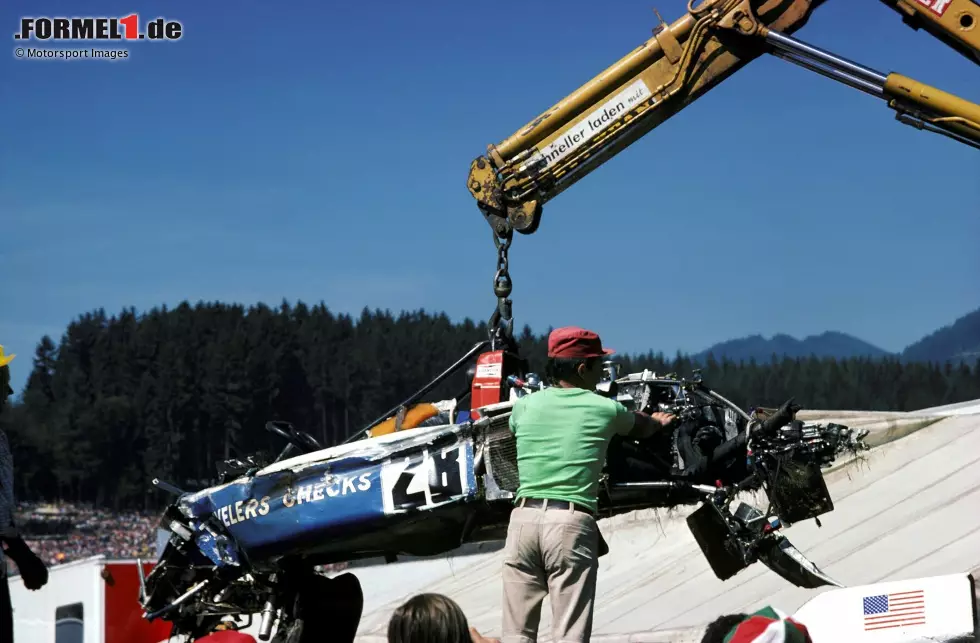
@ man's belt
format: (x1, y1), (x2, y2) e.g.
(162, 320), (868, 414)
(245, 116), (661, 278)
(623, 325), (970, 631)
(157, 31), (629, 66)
(516, 497), (594, 517)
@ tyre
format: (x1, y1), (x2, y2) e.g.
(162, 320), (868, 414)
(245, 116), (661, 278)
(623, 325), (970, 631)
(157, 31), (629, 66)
(272, 571), (364, 643)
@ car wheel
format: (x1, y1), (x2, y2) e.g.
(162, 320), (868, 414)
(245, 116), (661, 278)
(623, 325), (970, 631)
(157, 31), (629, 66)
(272, 571), (364, 643)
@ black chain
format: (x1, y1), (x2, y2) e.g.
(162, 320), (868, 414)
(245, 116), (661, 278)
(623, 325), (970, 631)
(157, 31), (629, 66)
(488, 230), (514, 350)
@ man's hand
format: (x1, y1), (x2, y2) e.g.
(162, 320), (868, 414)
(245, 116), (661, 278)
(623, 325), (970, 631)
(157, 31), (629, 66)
(6, 538), (48, 591)
(470, 626), (501, 643)
(629, 410), (678, 439)
(649, 411), (676, 427)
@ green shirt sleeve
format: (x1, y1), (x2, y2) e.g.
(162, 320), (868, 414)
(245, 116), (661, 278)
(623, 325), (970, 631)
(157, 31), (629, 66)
(609, 399), (635, 436)
(509, 397), (524, 435)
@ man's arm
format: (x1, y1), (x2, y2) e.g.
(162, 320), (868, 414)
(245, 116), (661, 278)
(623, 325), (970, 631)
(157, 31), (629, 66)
(508, 397), (524, 435)
(0, 430), (47, 591)
(610, 401), (675, 440)
(626, 411), (676, 440)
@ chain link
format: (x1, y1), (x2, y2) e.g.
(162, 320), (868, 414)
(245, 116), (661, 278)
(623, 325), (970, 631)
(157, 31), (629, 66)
(488, 231), (515, 349)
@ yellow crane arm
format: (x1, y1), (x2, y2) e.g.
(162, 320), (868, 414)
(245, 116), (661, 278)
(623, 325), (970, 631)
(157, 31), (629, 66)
(879, 0), (979, 66)
(466, 0), (980, 239)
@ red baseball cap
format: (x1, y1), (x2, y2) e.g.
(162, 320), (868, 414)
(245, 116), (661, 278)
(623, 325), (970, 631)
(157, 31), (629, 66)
(548, 326), (615, 359)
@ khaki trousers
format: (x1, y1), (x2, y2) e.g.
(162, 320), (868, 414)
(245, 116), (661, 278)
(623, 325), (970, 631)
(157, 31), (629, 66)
(501, 503), (599, 643)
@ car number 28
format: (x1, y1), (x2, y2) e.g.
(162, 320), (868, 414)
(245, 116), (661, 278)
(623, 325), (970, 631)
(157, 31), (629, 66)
(380, 440), (476, 514)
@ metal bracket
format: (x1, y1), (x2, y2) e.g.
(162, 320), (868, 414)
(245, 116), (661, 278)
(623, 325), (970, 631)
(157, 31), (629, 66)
(654, 9), (684, 64)
(479, 204), (513, 240)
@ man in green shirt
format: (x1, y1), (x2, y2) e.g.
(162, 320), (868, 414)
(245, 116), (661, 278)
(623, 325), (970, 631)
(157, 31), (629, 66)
(500, 327), (676, 643)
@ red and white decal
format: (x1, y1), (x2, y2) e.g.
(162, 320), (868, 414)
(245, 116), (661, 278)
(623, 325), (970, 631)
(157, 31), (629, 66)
(913, 0), (953, 17)
(475, 361), (502, 379)
(470, 351), (505, 412)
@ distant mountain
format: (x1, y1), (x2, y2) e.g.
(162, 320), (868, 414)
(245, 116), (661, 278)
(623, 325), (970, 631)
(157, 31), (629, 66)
(691, 306), (980, 365)
(693, 331), (892, 364)
(902, 306), (980, 365)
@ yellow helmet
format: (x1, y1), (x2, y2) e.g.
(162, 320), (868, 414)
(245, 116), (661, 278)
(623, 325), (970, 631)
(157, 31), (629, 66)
(0, 345), (14, 369)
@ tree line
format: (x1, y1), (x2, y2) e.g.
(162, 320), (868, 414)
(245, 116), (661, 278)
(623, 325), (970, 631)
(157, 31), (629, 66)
(2, 301), (978, 511)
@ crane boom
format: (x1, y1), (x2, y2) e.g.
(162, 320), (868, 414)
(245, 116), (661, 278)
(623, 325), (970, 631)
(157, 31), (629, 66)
(466, 0), (980, 240)
(879, 0), (980, 66)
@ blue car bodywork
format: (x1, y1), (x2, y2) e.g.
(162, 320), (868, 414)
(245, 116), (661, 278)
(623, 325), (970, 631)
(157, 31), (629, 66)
(187, 428), (477, 562)
(151, 415), (503, 584)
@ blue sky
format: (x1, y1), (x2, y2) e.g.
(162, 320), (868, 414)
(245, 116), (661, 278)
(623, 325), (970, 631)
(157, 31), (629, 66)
(1, 0), (978, 394)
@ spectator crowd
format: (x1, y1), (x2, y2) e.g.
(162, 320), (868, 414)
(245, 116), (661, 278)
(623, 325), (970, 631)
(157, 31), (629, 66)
(5, 502), (157, 572)
(4, 501), (351, 577)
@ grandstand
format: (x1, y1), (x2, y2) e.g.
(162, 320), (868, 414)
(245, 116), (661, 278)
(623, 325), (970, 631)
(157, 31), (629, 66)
(8, 503), (157, 574)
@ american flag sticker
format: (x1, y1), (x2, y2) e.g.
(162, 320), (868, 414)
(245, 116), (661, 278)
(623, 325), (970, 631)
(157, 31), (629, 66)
(863, 590), (926, 630)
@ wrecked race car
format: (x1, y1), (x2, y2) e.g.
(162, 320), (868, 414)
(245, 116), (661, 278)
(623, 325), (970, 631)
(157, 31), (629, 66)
(139, 341), (869, 642)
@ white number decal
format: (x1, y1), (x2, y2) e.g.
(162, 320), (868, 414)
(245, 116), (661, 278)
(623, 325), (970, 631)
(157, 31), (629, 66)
(381, 441), (474, 514)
